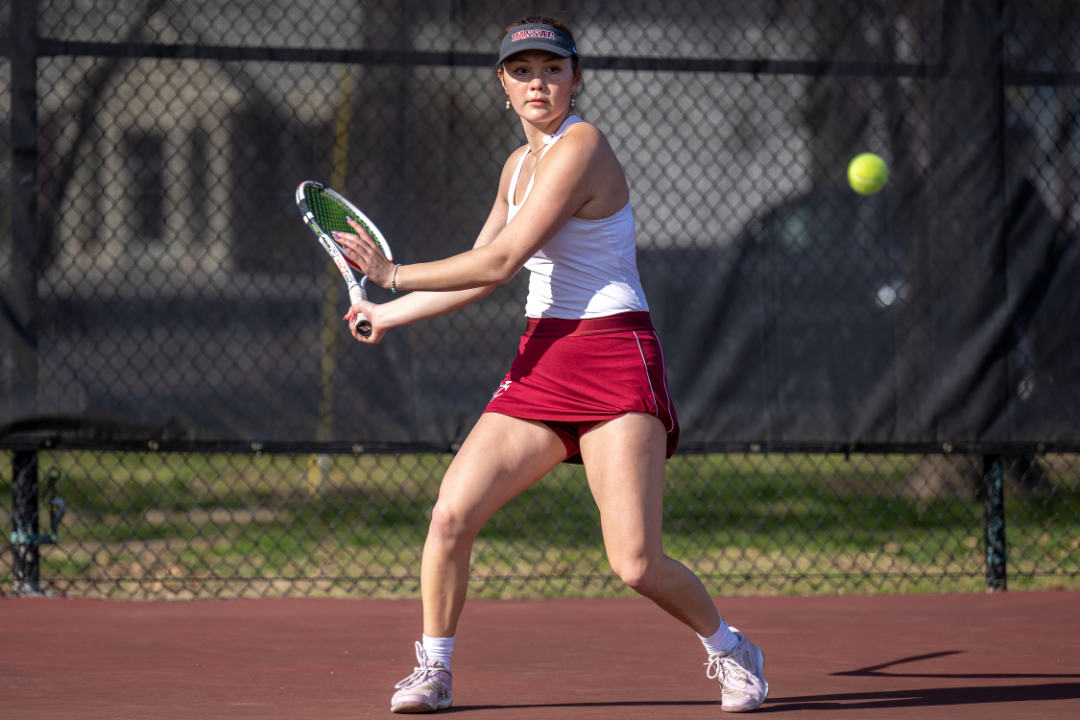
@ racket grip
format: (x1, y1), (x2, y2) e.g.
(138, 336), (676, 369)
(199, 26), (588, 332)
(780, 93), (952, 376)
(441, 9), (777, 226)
(348, 285), (370, 337)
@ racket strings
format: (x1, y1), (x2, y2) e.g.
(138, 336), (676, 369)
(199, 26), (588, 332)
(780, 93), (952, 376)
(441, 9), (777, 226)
(306, 189), (379, 249)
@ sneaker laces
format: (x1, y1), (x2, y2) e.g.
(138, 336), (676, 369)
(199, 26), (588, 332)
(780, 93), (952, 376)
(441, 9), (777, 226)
(395, 641), (447, 690)
(705, 652), (753, 690)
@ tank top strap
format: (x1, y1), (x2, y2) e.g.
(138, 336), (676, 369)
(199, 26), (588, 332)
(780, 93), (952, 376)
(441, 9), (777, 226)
(507, 147), (530, 213)
(536, 114), (582, 163)
(507, 115), (584, 216)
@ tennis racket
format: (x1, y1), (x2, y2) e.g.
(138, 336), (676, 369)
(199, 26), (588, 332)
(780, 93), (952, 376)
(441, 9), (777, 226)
(296, 180), (393, 338)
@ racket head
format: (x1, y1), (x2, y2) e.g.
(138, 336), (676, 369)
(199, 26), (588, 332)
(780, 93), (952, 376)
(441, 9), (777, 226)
(296, 180), (381, 338)
(295, 180), (393, 271)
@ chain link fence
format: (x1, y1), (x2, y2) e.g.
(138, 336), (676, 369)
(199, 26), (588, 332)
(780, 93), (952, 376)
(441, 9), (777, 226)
(3, 1), (1080, 598)
(3, 448), (1079, 599)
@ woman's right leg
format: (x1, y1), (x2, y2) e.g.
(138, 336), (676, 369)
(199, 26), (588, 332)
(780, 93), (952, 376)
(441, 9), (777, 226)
(392, 414), (566, 712)
(421, 412), (568, 637)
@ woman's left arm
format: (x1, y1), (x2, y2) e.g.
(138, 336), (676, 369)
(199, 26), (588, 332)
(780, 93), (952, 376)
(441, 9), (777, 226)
(348, 125), (616, 293)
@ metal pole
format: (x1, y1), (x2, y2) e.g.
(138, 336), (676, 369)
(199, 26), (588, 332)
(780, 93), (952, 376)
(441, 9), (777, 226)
(7, 0), (44, 599)
(982, 454), (1007, 592)
(11, 451), (43, 595)
(7, 0), (40, 416)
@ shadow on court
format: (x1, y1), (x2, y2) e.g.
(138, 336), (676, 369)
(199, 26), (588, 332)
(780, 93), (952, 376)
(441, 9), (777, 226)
(833, 649), (1080, 679)
(762, 682), (1080, 713)
(2, 591), (1078, 719)
(449, 681), (1080, 715)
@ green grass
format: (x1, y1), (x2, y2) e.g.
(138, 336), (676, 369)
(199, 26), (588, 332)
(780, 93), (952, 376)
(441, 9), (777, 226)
(1, 450), (1077, 599)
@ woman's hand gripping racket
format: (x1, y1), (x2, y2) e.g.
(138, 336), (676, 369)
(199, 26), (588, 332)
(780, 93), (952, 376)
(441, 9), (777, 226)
(296, 180), (393, 338)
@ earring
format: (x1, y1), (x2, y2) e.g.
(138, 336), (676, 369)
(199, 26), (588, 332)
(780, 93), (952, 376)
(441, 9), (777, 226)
(570, 94), (576, 109)
(505, 97), (511, 109)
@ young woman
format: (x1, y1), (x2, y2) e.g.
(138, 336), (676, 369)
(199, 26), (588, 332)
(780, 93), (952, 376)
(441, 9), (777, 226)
(334, 16), (769, 714)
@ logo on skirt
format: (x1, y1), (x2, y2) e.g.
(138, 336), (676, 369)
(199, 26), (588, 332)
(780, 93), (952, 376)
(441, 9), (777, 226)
(492, 380), (512, 399)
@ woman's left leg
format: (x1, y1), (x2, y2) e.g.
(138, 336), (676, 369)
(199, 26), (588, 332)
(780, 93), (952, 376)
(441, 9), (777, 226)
(578, 412), (720, 635)
(579, 412), (770, 711)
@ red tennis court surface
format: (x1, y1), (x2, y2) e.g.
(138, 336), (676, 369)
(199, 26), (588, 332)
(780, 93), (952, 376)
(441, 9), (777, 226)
(4, 591), (1078, 719)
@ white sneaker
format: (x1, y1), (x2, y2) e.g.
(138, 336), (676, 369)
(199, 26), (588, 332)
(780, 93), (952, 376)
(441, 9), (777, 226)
(705, 627), (769, 712)
(390, 641), (453, 713)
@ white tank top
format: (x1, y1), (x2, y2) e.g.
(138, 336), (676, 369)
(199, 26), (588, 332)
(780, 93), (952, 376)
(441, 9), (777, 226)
(507, 115), (649, 319)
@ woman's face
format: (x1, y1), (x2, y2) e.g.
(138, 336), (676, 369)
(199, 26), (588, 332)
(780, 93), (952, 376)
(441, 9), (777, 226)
(500, 50), (580, 124)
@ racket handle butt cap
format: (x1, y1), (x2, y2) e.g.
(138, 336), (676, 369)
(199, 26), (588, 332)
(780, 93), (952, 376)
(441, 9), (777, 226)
(355, 316), (373, 338)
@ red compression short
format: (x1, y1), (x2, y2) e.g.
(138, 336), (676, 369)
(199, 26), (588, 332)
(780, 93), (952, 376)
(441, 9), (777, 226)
(483, 311), (679, 463)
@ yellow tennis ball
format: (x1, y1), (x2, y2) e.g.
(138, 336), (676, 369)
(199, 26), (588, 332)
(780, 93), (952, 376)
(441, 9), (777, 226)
(847, 152), (888, 195)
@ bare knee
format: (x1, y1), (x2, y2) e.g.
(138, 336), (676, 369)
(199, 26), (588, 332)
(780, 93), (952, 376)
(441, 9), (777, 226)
(427, 502), (477, 549)
(609, 552), (663, 596)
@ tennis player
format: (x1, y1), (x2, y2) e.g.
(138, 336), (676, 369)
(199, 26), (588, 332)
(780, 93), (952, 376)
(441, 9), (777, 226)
(335, 15), (769, 714)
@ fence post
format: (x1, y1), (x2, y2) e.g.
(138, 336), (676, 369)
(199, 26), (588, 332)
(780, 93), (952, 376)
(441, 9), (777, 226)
(7, 0), (40, 416)
(11, 451), (43, 595)
(981, 454), (1007, 592)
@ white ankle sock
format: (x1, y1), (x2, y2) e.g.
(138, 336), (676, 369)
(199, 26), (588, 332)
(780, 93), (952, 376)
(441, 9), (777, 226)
(422, 634), (455, 671)
(698, 619), (739, 656)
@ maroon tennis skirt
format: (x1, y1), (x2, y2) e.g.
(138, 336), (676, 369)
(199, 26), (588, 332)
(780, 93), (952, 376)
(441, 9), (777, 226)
(483, 311), (679, 463)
